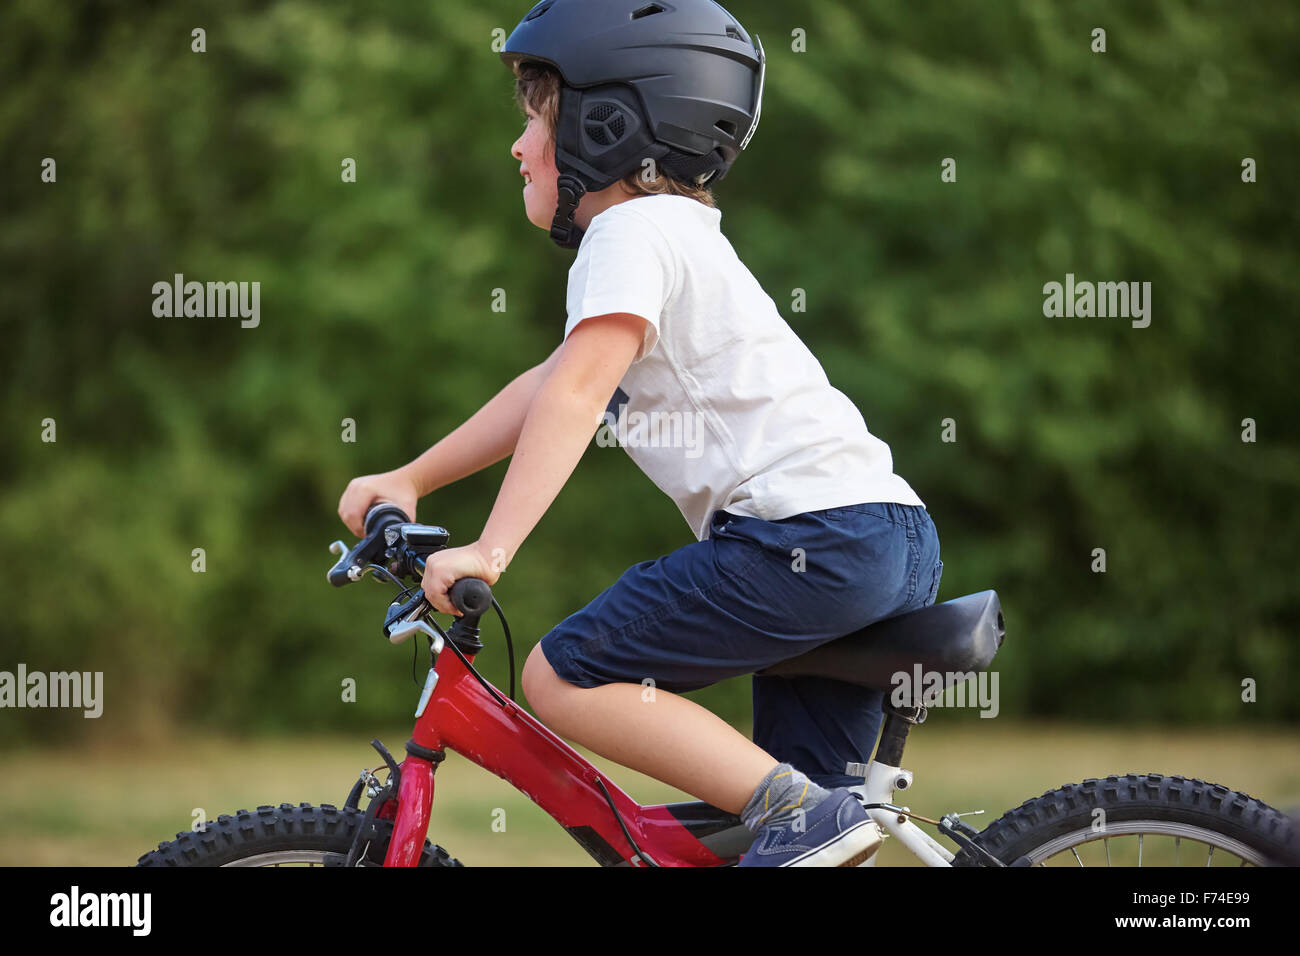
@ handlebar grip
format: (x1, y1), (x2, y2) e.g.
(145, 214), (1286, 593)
(449, 578), (493, 617)
(364, 502), (410, 535)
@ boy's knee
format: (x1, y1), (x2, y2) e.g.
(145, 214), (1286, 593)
(522, 643), (567, 714)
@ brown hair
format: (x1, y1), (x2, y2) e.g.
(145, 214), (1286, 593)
(512, 61), (717, 208)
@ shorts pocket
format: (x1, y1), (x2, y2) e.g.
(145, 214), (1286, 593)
(927, 559), (944, 604)
(822, 503), (892, 523)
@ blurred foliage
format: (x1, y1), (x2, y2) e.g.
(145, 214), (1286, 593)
(1, 0), (1297, 746)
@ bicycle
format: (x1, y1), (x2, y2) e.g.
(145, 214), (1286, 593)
(137, 504), (1300, 867)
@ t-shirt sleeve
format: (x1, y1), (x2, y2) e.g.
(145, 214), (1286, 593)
(564, 209), (675, 363)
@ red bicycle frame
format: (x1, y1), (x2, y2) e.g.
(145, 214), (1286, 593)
(380, 641), (750, 867)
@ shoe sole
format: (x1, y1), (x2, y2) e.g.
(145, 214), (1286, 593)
(783, 820), (882, 867)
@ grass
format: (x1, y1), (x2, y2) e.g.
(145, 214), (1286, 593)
(2, 719), (1296, 866)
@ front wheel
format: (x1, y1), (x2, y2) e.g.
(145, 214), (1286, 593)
(136, 802), (462, 867)
(951, 773), (1300, 867)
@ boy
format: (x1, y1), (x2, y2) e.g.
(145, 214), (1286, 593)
(338, 0), (942, 866)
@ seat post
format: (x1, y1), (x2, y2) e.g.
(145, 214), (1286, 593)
(871, 702), (927, 767)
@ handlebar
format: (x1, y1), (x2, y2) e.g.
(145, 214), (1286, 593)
(327, 503), (417, 586)
(328, 502), (517, 703)
(328, 501), (495, 641)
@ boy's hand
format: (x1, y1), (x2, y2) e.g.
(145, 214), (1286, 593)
(338, 469), (420, 537)
(421, 541), (504, 616)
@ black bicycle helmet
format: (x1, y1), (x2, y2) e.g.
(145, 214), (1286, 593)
(501, 0), (766, 248)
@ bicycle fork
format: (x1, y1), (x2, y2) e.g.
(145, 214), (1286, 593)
(342, 737), (439, 867)
(384, 746), (440, 866)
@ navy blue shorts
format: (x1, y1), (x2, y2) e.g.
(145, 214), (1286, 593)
(538, 501), (943, 789)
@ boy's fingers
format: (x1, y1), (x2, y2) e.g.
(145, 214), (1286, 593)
(341, 491), (380, 537)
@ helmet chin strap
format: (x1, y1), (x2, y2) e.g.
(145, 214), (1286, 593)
(549, 173), (588, 249)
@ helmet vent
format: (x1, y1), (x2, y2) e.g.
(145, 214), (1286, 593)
(715, 120), (737, 137)
(725, 25), (742, 40)
(524, 1), (555, 21)
(631, 4), (666, 20)
(584, 103), (627, 147)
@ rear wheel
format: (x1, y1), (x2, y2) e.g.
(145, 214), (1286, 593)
(136, 802), (462, 867)
(951, 773), (1300, 867)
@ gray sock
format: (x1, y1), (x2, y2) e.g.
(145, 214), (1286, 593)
(740, 762), (831, 834)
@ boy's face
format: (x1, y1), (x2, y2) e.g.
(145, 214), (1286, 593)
(511, 106), (561, 231)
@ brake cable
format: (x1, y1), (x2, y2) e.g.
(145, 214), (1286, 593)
(400, 552), (516, 703)
(491, 596), (516, 702)
(419, 611), (511, 709)
(385, 581), (427, 690)
(399, 583), (645, 864)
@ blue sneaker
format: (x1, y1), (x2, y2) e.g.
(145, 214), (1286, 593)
(737, 787), (881, 867)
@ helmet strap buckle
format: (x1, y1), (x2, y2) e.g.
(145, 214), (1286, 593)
(549, 173), (588, 249)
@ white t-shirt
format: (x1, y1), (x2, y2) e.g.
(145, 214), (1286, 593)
(564, 194), (924, 541)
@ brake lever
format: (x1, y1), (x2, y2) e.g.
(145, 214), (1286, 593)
(327, 540), (363, 584)
(329, 543), (404, 587)
(384, 590), (442, 648)
(388, 617), (445, 652)
(328, 503), (412, 587)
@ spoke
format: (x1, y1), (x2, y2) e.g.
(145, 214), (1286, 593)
(1025, 822), (1266, 869)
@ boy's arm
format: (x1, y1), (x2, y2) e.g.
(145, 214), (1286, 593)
(478, 313), (646, 572)
(398, 343), (564, 497)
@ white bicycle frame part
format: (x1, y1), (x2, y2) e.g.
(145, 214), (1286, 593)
(847, 760), (955, 867)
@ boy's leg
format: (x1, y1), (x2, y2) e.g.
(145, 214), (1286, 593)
(527, 647), (865, 863)
(752, 504), (944, 788)
(526, 503), (939, 813)
(526, 505), (838, 814)
(523, 644), (777, 815)
(751, 675), (886, 790)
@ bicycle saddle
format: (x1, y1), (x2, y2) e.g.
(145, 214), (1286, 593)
(757, 590), (1005, 693)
